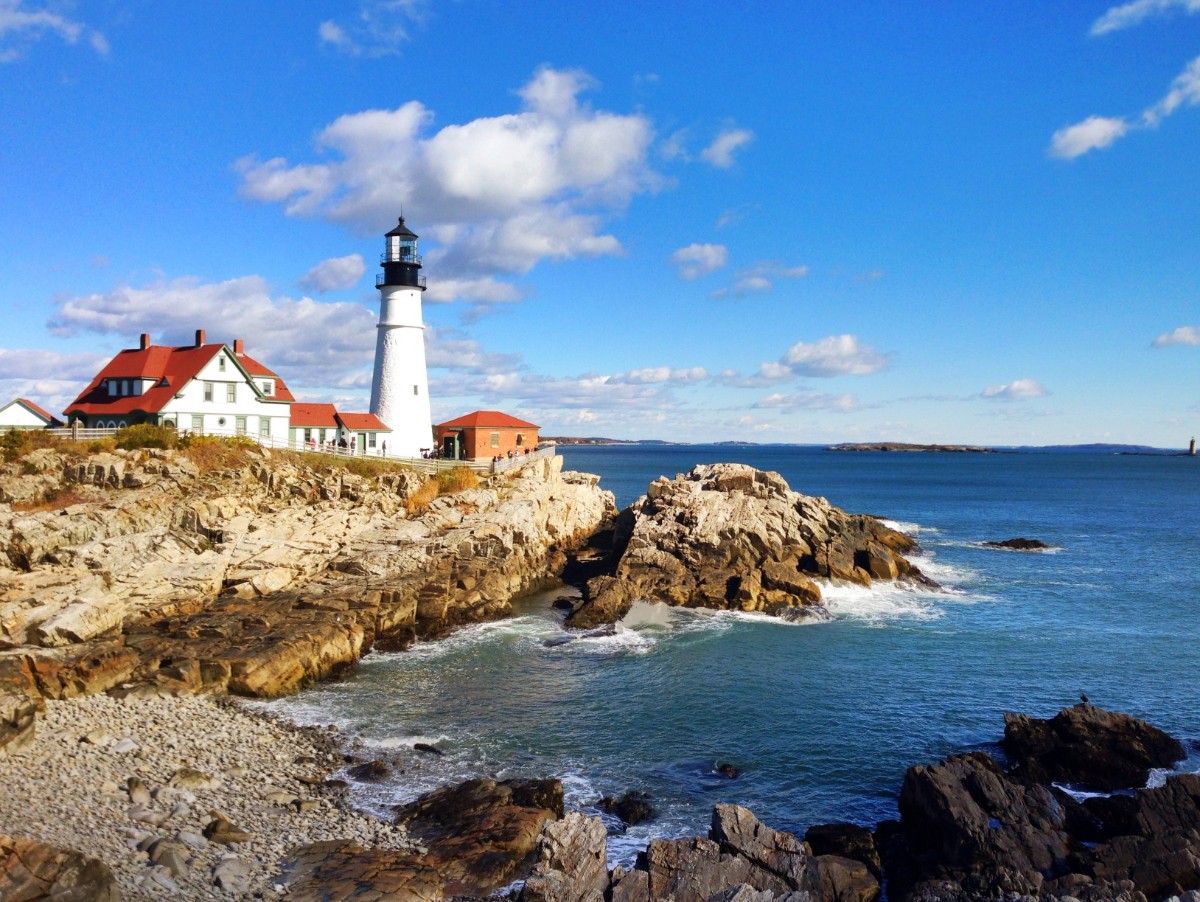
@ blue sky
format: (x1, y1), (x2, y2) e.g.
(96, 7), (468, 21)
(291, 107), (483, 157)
(2, 0), (1197, 445)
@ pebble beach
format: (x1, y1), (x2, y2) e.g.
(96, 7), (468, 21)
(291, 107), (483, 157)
(0, 693), (412, 899)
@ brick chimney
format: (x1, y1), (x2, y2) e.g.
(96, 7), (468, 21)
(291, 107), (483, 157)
(139, 333), (151, 350)
(233, 338), (244, 355)
(194, 329), (206, 347)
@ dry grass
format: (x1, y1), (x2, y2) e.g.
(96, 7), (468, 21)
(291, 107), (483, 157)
(178, 434), (258, 473)
(437, 466), (479, 494)
(2, 428), (66, 463)
(404, 478), (441, 515)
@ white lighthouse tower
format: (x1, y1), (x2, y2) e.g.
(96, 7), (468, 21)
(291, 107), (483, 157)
(369, 217), (433, 456)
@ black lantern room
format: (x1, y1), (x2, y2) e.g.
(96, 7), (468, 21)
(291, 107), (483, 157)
(378, 217), (426, 290)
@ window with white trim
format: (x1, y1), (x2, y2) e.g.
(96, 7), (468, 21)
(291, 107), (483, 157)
(203, 381), (214, 402)
(226, 383), (236, 403)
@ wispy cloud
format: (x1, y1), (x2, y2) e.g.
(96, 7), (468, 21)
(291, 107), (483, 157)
(1049, 54), (1200, 158)
(1049, 115), (1131, 159)
(317, 0), (426, 58)
(981, 378), (1048, 400)
(0, 0), (108, 63)
(710, 261), (809, 298)
(752, 391), (861, 412)
(1152, 325), (1200, 346)
(669, 243), (728, 279)
(299, 254), (366, 293)
(608, 366), (708, 385)
(700, 128), (754, 168)
(1090, 0), (1200, 36)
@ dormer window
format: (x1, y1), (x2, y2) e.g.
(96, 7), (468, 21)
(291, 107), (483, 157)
(107, 380), (117, 397)
(260, 379), (273, 395)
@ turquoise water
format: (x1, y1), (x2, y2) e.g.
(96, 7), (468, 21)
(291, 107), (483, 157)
(264, 446), (1200, 863)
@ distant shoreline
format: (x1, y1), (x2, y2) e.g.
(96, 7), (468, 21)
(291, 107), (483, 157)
(548, 437), (1192, 455)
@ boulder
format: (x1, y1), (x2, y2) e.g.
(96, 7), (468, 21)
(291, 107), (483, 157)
(568, 464), (926, 628)
(804, 823), (881, 881)
(394, 777), (564, 896)
(0, 834), (120, 901)
(0, 690), (36, 756)
(281, 839), (445, 902)
(1003, 703), (1187, 792)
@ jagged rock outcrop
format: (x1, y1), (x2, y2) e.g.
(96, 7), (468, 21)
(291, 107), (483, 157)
(567, 463), (926, 628)
(520, 812), (610, 902)
(882, 706), (1200, 902)
(1003, 703), (1186, 792)
(0, 447), (615, 737)
(0, 833), (120, 900)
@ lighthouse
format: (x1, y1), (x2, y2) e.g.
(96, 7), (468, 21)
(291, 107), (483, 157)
(369, 217), (433, 456)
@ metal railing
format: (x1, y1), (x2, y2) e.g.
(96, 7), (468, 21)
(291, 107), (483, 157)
(38, 425), (557, 475)
(375, 272), (427, 289)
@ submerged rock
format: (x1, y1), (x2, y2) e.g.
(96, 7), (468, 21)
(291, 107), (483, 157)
(567, 463), (928, 629)
(983, 537), (1050, 550)
(598, 790), (656, 828)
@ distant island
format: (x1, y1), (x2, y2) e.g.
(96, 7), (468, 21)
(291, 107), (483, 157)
(828, 442), (996, 453)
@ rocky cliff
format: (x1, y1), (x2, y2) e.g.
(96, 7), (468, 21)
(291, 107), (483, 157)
(567, 463), (928, 628)
(0, 444), (615, 751)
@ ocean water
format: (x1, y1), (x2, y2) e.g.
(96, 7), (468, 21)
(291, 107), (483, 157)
(262, 445), (1200, 864)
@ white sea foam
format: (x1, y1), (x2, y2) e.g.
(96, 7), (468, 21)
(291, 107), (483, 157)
(822, 581), (943, 622)
(879, 519), (940, 537)
(360, 733), (451, 750)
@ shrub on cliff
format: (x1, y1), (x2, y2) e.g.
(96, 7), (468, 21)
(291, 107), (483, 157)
(114, 423), (178, 451)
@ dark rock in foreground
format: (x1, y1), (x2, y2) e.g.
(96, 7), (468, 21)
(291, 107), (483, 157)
(393, 777), (564, 896)
(568, 463), (930, 629)
(1004, 703), (1186, 792)
(0, 833), (120, 901)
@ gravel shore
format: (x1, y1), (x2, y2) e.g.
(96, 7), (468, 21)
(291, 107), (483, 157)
(0, 693), (413, 899)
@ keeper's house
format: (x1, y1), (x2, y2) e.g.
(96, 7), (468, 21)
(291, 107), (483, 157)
(0, 398), (62, 430)
(435, 410), (539, 461)
(64, 330), (294, 440)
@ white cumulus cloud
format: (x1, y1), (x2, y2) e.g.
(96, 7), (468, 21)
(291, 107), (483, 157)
(981, 378), (1048, 400)
(700, 128), (754, 168)
(669, 243), (728, 280)
(299, 254), (366, 293)
(1152, 325), (1200, 346)
(609, 366), (708, 385)
(236, 67), (659, 311)
(782, 335), (889, 377)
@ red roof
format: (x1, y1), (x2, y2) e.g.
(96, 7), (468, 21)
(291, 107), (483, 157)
(16, 398), (60, 425)
(437, 410), (539, 430)
(289, 403), (339, 428)
(336, 412), (389, 431)
(64, 341), (293, 418)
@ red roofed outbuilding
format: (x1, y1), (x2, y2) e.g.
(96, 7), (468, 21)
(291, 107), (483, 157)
(435, 410), (539, 461)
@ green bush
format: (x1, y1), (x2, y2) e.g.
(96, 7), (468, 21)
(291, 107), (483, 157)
(1, 428), (32, 463)
(114, 423), (179, 450)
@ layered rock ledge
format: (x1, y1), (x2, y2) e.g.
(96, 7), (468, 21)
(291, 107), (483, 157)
(0, 445), (615, 751)
(567, 463), (928, 628)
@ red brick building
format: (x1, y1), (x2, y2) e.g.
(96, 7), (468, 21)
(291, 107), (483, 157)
(435, 410), (539, 461)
